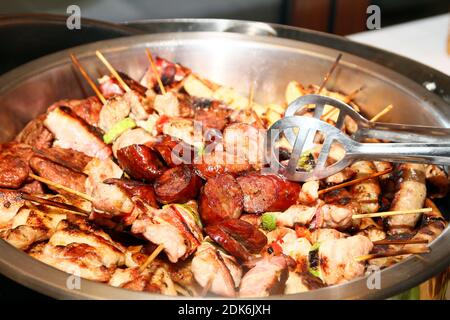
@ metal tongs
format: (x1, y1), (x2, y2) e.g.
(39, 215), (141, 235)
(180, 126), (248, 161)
(265, 95), (450, 181)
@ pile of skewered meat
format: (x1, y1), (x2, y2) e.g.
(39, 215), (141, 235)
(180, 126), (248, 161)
(0, 52), (448, 298)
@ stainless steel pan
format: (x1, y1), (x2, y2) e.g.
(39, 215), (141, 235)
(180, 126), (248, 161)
(0, 30), (449, 300)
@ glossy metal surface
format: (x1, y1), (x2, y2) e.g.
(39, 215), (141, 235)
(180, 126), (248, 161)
(0, 30), (449, 300)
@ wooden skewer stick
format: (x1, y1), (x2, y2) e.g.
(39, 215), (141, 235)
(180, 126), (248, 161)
(321, 108), (339, 122)
(344, 85), (365, 103)
(145, 48), (166, 95)
(95, 50), (131, 93)
(317, 53), (343, 94)
(139, 244), (165, 272)
(370, 104), (394, 122)
(70, 53), (107, 104)
(22, 193), (89, 216)
(29, 173), (94, 202)
(352, 208), (432, 220)
(355, 247), (430, 262)
(318, 168), (393, 195)
(373, 239), (429, 246)
(247, 82), (255, 109)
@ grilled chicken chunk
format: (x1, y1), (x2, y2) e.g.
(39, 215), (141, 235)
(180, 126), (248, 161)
(191, 241), (242, 297)
(284, 271), (325, 294)
(3, 207), (66, 250)
(272, 202), (358, 231)
(30, 242), (113, 282)
(266, 227), (311, 272)
(239, 255), (293, 298)
(109, 262), (177, 295)
(0, 189), (25, 231)
(44, 107), (111, 159)
(84, 158), (134, 216)
(49, 215), (125, 267)
(318, 235), (373, 285)
(131, 203), (203, 263)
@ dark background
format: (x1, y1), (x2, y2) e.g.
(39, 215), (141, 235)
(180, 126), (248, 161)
(0, 0), (449, 35)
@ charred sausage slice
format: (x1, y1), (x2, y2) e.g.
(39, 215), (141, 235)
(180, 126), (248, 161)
(199, 174), (243, 225)
(116, 144), (165, 181)
(104, 178), (158, 208)
(154, 165), (202, 204)
(237, 173), (300, 214)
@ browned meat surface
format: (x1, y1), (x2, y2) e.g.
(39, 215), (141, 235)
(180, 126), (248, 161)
(237, 173), (300, 214)
(318, 235), (373, 285)
(29, 242), (114, 282)
(29, 156), (86, 195)
(44, 107), (111, 159)
(15, 114), (54, 149)
(0, 143), (33, 189)
(0, 189), (24, 231)
(48, 97), (103, 127)
(191, 241), (242, 297)
(239, 255), (293, 297)
(388, 163), (427, 234)
(33, 146), (92, 173)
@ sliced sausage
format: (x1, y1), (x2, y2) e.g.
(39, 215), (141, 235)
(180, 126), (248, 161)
(154, 165), (202, 204)
(104, 178), (158, 208)
(205, 219), (267, 261)
(199, 174), (243, 225)
(194, 150), (251, 180)
(151, 135), (195, 167)
(237, 173), (301, 214)
(117, 144), (165, 181)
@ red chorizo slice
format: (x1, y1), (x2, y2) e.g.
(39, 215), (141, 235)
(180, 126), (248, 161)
(237, 173), (301, 214)
(154, 165), (202, 204)
(151, 135), (195, 167)
(205, 219), (267, 261)
(117, 144), (165, 181)
(199, 173), (243, 225)
(104, 178), (158, 208)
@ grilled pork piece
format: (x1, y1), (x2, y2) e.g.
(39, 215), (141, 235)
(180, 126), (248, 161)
(191, 241), (242, 297)
(29, 156), (86, 196)
(350, 161), (381, 213)
(44, 107), (111, 159)
(15, 114), (53, 149)
(387, 163), (427, 234)
(48, 97), (103, 127)
(33, 146), (92, 173)
(0, 143), (33, 189)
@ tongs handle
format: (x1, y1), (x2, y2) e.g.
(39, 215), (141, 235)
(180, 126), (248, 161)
(351, 142), (450, 166)
(355, 122), (450, 143)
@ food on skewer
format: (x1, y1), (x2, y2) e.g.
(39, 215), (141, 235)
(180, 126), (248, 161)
(0, 50), (446, 298)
